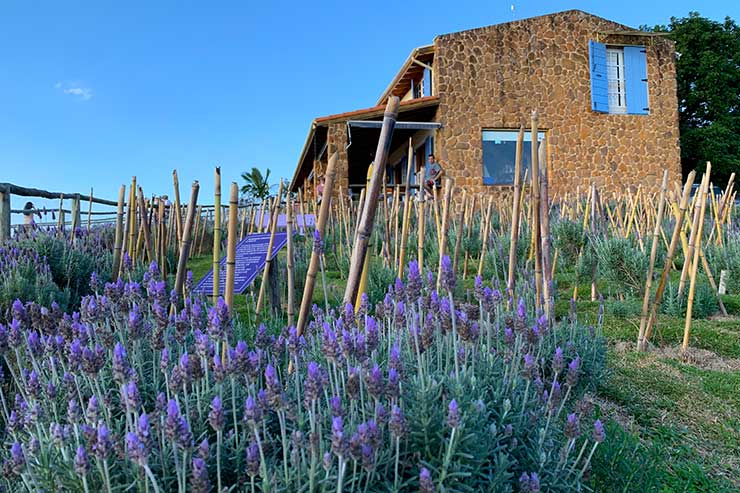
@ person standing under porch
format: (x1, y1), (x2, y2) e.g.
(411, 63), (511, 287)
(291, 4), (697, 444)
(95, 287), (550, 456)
(424, 153), (445, 198)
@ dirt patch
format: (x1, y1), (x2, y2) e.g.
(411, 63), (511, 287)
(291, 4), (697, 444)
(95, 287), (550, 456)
(654, 346), (740, 372)
(586, 393), (640, 433)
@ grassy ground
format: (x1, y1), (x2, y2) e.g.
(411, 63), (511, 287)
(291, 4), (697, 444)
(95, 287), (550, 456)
(188, 252), (740, 491)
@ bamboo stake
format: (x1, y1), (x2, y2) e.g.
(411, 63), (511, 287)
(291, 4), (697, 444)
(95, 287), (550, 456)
(256, 179), (284, 319)
(344, 97), (400, 305)
(538, 139), (553, 319)
(637, 170), (668, 348)
(127, 177), (137, 260)
(137, 187), (155, 264)
(477, 196), (494, 277)
(224, 183), (238, 311)
(286, 193), (295, 326)
(213, 167), (222, 299)
(683, 163), (711, 352)
(452, 191), (466, 275)
(507, 125), (525, 296)
(417, 193), (425, 272)
(397, 140), (415, 276)
(531, 111), (542, 310)
(641, 171), (696, 350)
(297, 152), (338, 336)
(436, 177), (453, 290)
(173, 171), (183, 244)
(678, 171), (706, 297)
(158, 197), (166, 279)
(174, 181), (200, 301)
(113, 185), (126, 278)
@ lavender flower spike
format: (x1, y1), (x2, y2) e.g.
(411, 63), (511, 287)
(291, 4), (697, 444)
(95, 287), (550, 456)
(419, 467), (434, 493)
(209, 395), (224, 431)
(74, 445), (90, 475)
(592, 419), (606, 443)
(447, 399), (460, 428)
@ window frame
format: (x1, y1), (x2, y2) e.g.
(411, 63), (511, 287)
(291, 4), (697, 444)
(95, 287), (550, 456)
(606, 47), (627, 114)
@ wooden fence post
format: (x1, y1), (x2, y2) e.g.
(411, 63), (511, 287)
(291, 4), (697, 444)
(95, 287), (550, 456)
(0, 187), (10, 242)
(113, 185), (126, 277)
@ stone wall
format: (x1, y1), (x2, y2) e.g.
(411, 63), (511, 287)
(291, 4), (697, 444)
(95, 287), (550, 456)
(326, 123), (349, 199)
(433, 9), (682, 197)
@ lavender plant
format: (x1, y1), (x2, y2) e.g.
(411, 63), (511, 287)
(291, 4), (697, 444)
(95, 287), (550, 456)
(0, 257), (606, 492)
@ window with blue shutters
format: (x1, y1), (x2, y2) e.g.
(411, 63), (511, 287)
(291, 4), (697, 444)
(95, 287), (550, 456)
(589, 41), (649, 115)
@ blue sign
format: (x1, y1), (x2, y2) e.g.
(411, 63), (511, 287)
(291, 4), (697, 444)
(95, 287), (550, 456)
(193, 232), (288, 295)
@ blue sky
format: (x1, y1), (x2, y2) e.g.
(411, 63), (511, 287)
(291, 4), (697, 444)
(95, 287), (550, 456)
(0, 1), (736, 218)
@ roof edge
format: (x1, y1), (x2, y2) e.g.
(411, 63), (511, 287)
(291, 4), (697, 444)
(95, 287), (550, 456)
(375, 44), (435, 106)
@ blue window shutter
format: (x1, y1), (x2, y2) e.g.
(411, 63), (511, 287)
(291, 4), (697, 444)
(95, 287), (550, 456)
(423, 67), (432, 97)
(624, 46), (649, 115)
(589, 40), (608, 113)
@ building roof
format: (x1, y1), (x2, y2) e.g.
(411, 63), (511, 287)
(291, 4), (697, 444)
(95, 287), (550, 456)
(289, 96), (439, 191)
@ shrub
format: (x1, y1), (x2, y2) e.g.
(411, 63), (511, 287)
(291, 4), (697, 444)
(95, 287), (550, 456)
(661, 280), (719, 319)
(0, 245), (69, 317)
(552, 219), (586, 266)
(0, 260), (607, 492)
(705, 232), (740, 294)
(590, 236), (648, 298)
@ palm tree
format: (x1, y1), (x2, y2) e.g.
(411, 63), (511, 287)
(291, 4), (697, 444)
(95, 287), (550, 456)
(240, 167), (273, 202)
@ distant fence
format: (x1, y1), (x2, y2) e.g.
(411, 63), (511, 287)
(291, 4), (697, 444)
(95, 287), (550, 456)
(0, 182), (124, 241)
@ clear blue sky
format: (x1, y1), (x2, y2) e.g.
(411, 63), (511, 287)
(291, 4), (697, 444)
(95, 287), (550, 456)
(0, 1), (736, 217)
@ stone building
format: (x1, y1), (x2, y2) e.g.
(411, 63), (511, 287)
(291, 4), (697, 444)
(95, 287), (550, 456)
(289, 10), (681, 199)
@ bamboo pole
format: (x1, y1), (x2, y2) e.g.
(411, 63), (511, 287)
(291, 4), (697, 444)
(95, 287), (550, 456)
(507, 125), (525, 296)
(213, 167), (222, 299)
(436, 177), (453, 290)
(344, 97), (400, 305)
(224, 183), (238, 310)
(531, 111), (542, 310)
(137, 187), (155, 265)
(255, 179), (284, 319)
(417, 192), (425, 272)
(538, 139), (553, 319)
(297, 152), (338, 336)
(158, 197), (166, 278)
(641, 171), (696, 350)
(683, 163), (711, 352)
(174, 181), (200, 301)
(172, 171), (183, 244)
(477, 196), (494, 277)
(397, 141), (415, 276)
(452, 191), (466, 275)
(286, 193), (295, 326)
(637, 170), (668, 348)
(127, 177), (137, 259)
(113, 185), (126, 278)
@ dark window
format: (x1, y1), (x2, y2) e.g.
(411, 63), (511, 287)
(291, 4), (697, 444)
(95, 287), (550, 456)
(482, 130), (545, 185)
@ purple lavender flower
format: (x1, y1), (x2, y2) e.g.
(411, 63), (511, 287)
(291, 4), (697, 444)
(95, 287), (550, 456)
(190, 457), (211, 493)
(246, 441), (260, 477)
(67, 398), (81, 423)
(95, 423), (112, 459)
(523, 353), (537, 380)
(304, 362), (324, 406)
(366, 364), (384, 399)
(553, 347), (564, 373)
(592, 419), (606, 443)
(138, 413), (151, 449)
(74, 445), (90, 475)
(330, 395), (343, 417)
(124, 380), (141, 410)
(566, 356), (580, 387)
(389, 341), (403, 374)
(331, 416), (346, 456)
(312, 229), (324, 254)
(565, 413), (580, 439)
(86, 395), (99, 424)
(529, 472), (541, 493)
(387, 367), (400, 400)
(209, 396), (224, 431)
(389, 405), (406, 438)
(407, 260), (422, 300)
(112, 343), (131, 383)
(447, 399), (460, 428)
(441, 257), (456, 291)
(244, 395), (262, 425)
(9, 442), (25, 475)
(419, 467), (434, 493)
(197, 438), (209, 459)
(126, 432), (147, 466)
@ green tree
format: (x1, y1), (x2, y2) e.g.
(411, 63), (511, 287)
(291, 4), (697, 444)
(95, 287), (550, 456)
(240, 167), (273, 202)
(646, 13), (740, 185)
